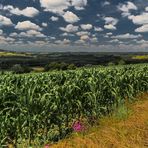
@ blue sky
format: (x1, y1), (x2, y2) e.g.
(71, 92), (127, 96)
(0, 0), (148, 52)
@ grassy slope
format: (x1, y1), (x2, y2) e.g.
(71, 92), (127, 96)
(0, 51), (34, 57)
(52, 93), (148, 148)
(132, 55), (148, 60)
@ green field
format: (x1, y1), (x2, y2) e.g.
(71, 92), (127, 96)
(132, 55), (148, 60)
(0, 51), (32, 57)
(0, 64), (148, 147)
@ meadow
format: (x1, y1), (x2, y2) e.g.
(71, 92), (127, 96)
(0, 64), (148, 147)
(0, 51), (31, 57)
(132, 55), (148, 60)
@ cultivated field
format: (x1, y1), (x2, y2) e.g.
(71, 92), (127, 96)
(0, 64), (148, 147)
(132, 55), (148, 60)
(0, 51), (31, 57)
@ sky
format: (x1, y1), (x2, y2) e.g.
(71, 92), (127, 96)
(0, 0), (148, 52)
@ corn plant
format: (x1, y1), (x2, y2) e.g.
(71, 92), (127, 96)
(0, 64), (148, 146)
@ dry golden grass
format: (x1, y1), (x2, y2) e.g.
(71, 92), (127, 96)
(32, 67), (45, 72)
(51, 93), (148, 148)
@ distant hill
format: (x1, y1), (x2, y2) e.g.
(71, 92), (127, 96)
(0, 49), (7, 52)
(0, 49), (34, 58)
(0, 49), (18, 53)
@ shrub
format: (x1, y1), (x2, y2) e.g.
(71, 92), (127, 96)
(67, 64), (77, 70)
(44, 62), (76, 71)
(60, 62), (68, 70)
(44, 62), (61, 71)
(118, 60), (126, 65)
(11, 64), (31, 74)
(108, 62), (115, 66)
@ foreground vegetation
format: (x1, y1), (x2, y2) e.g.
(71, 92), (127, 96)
(53, 93), (148, 148)
(0, 64), (148, 147)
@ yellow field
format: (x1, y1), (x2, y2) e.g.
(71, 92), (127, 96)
(132, 55), (148, 60)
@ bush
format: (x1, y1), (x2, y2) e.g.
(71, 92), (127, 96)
(67, 64), (77, 70)
(60, 62), (68, 70)
(108, 62), (115, 66)
(22, 65), (32, 73)
(45, 62), (76, 71)
(44, 62), (61, 71)
(11, 64), (31, 74)
(118, 60), (126, 65)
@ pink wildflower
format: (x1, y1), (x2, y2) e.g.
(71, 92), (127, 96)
(44, 144), (50, 148)
(72, 121), (85, 132)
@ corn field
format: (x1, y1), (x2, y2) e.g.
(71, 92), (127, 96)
(0, 64), (148, 146)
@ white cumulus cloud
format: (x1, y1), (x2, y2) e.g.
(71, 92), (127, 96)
(60, 24), (79, 32)
(128, 13), (148, 25)
(15, 21), (42, 31)
(40, 0), (69, 15)
(104, 17), (118, 25)
(63, 11), (80, 23)
(135, 24), (148, 32)
(3, 5), (39, 17)
(80, 35), (90, 40)
(103, 17), (118, 30)
(118, 2), (137, 17)
(40, 0), (87, 15)
(81, 24), (93, 30)
(42, 22), (48, 27)
(0, 15), (13, 26)
(76, 31), (90, 36)
(104, 24), (116, 30)
(94, 27), (103, 32)
(71, 0), (87, 10)
(112, 33), (142, 39)
(50, 16), (59, 21)
(20, 30), (46, 38)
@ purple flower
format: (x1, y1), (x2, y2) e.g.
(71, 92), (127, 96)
(72, 121), (85, 132)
